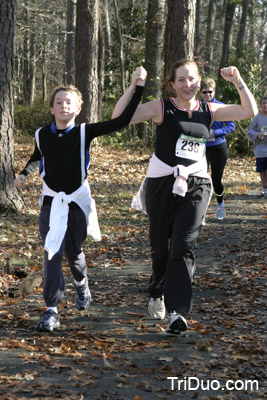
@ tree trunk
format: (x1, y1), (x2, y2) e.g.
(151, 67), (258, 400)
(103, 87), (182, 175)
(194, 0), (201, 58)
(98, 22), (105, 120)
(112, 0), (125, 93)
(235, 0), (249, 60)
(42, 29), (48, 102)
(65, 0), (76, 85)
(101, 0), (112, 87)
(248, 0), (255, 49)
(29, 0), (37, 106)
(102, 0), (111, 63)
(204, 0), (216, 74)
(217, 0), (237, 95)
(137, 0), (166, 142)
(143, 0), (166, 103)
(163, 0), (196, 96)
(0, 0), (23, 211)
(262, 39), (267, 92)
(22, 2), (30, 104)
(219, 0), (237, 69)
(21, 0), (37, 106)
(75, 0), (99, 123)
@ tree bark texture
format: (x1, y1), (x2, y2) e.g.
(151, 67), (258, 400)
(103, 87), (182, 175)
(75, 0), (99, 123)
(143, 0), (166, 103)
(235, 0), (249, 59)
(65, 0), (76, 85)
(102, 0), (112, 63)
(137, 0), (166, 142)
(219, 0), (237, 69)
(164, 0), (196, 85)
(0, 0), (23, 211)
(112, 0), (125, 93)
(204, 0), (216, 74)
(194, 0), (201, 58)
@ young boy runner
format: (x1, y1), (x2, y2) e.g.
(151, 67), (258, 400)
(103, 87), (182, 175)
(14, 66), (147, 332)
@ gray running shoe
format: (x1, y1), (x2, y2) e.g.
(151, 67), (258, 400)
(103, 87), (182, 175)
(216, 204), (226, 220)
(74, 276), (91, 310)
(36, 310), (60, 332)
(166, 313), (188, 334)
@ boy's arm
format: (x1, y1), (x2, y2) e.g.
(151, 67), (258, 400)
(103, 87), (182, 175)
(14, 143), (41, 189)
(246, 115), (260, 141)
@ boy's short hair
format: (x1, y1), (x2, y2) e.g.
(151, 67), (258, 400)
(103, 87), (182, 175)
(260, 96), (267, 104)
(49, 85), (83, 108)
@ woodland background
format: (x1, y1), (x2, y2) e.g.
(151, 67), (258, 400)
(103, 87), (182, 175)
(0, 0), (266, 210)
(0, 3), (266, 397)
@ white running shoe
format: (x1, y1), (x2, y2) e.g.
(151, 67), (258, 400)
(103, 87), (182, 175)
(74, 276), (91, 310)
(166, 313), (188, 334)
(216, 204), (226, 220)
(148, 296), (166, 320)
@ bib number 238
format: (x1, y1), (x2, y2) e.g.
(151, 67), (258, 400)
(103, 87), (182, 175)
(175, 134), (206, 162)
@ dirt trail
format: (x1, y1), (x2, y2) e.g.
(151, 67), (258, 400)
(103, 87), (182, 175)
(0, 194), (266, 400)
(1, 144), (266, 399)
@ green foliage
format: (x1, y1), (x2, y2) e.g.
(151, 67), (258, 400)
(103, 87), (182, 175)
(14, 102), (53, 136)
(226, 120), (254, 156)
(109, 2), (146, 81)
(215, 50), (262, 156)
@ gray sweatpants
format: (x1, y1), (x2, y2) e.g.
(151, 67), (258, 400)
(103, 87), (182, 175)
(39, 204), (88, 307)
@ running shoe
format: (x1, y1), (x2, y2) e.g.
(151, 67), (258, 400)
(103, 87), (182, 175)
(166, 313), (188, 334)
(36, 310), (60, 332)
(216, 204), (226, 220)
(74, 276), (91, 310)
(148, 296), (166, 320)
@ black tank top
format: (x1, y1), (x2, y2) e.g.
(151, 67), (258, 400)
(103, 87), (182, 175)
(155, 98), (212, 167)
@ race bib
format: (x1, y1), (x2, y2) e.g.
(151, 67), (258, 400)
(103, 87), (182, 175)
(175, 134), (207, 162)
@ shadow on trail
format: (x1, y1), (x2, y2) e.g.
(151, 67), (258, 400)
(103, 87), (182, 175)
(0, 194), (266, 400)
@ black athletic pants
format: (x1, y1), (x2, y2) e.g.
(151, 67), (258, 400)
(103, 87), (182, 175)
(206, 141), (228, 203)
(145, 175), (211, 317)
(39, 201), (88, 307)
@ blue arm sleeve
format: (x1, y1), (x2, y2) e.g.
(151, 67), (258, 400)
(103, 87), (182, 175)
(213, 121), (235, 138)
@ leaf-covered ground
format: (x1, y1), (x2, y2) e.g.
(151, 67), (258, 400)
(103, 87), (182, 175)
(0, 137), (266, 400)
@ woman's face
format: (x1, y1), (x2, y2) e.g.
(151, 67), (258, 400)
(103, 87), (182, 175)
(171, 65), (200, 101)
(200, 86), (215, 102)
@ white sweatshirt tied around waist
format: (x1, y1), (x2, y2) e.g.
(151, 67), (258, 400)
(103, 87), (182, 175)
(41, 180), (101, 260)
(131, 153), (211, 213)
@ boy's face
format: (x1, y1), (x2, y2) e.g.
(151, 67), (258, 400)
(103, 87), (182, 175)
(50, 90), (81, 126)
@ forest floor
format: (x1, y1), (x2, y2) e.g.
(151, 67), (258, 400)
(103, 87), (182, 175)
(0, 137), (266, 400)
